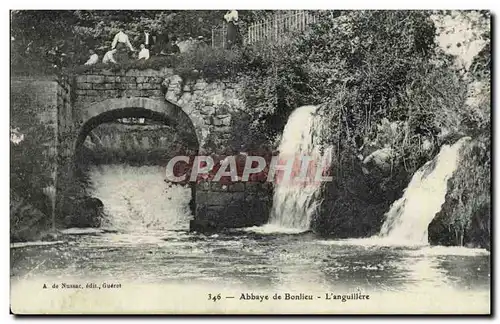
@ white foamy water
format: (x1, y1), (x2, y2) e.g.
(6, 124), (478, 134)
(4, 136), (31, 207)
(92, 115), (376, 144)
(379, 137), (471, 243)
(316, 237), (489, 256)
(88, 164), (192, 232)
(268, 106), (332, 231)
(243, 224), (307, 235)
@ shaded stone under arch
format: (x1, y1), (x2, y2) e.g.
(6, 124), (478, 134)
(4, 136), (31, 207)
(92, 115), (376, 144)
(76, 97), (200, 151)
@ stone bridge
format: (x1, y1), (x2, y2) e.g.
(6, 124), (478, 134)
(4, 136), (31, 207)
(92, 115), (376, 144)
(72, 68), (242, 152)
(11, 68), (272, 232)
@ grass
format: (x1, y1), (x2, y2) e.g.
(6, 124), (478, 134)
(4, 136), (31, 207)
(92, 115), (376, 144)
(69, 46), (244, 82)
(72, 55), (179, 74)
(13, 45), (250, 83)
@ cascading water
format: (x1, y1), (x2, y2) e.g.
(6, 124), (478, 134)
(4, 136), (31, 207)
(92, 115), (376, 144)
(266, 105), (332, 232)
(88, 164), (192, 232)
(379, 137), (471, 244)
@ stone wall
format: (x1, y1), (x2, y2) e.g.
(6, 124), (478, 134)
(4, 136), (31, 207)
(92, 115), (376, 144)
(191, 181), (272, 231)
(12, 70), (273, 233)
(73, 68), (271, 232)
(11, 76), (73, 232)
(56, 77), (73, 158)
(163, 74), (244, 153)
(11, 76), (72, 185)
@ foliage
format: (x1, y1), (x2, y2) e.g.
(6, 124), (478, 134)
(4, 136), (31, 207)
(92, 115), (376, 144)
(11, 10), (275, 76)
(233, 41), (311, 146)
(10, 108), (55, 240)
(73, 55), (178, 74)
(173, 47), (243, 82)
(236, 10), (490, 241)
(10, 92), (55, 216)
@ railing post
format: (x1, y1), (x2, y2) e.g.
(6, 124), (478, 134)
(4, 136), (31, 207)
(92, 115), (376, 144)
(230, 10), (318, 46)
(274, 16), (278, 42)
(211, 27), (215, 48)
(222, 23), (225, 49)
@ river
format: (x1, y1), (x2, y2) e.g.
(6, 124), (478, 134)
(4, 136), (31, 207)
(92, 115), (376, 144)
(10, 165), (491, 314)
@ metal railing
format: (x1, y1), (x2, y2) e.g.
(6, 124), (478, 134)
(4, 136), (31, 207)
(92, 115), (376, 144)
(211, 24), (227, 49)
(246, 10), (317, 44)
(211, 10), (318, 48)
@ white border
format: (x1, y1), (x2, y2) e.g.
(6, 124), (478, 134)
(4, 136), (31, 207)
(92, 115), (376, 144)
(2, 1), (497, 323)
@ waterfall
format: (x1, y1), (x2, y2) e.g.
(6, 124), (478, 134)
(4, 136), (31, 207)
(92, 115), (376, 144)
(379, 137), (471, 243)
(88, 165), (192, 232)
(267, 105), (332, 232)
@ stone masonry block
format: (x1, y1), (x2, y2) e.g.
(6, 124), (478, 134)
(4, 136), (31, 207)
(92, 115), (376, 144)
(75, 75), (88, 83)
(121, 76), (136, 83)
(103, 90), (120, 97)
(77, 82), (92, 90)
(86, 75), (105, 83)
(75, 89), (98, 96)
(141, 90), (163, 97)
(104, 76), (117, 83)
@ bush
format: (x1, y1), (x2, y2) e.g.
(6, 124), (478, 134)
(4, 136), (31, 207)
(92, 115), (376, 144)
(173, 47), (243, 82)
(268, 11), (490, 240)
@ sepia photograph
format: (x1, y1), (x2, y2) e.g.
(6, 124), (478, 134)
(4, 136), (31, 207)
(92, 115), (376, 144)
(9, 7), (491, 315)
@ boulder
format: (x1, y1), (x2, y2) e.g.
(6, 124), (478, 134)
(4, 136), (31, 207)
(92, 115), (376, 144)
(65, 197), (104, 228)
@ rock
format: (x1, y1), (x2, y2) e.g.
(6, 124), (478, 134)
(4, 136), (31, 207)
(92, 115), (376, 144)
(362, 147), (393, 172)
(200, 106), (215, 115)
(10, 190), (52, 243)
(429, 138), (490, 249)
(216, 105), (230, 115)
(194, 81), (208, 91)
(66, 197), (103, 228)
(422, 139), (433, 151)
(189, 219), (218, 233)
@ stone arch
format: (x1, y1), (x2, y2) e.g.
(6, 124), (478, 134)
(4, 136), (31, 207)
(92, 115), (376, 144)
(76, 97), (199, 151)
(72, 97), (199, 217)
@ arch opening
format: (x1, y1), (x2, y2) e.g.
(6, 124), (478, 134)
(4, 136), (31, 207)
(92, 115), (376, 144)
(68, 98), (200, 232)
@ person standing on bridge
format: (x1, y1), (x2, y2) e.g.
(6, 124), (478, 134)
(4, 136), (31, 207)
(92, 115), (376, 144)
(224, 10), (239, 49)
(111, 28), (135, 63)
(111, 28), (135, 52)
(136, 27), (156, 53)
